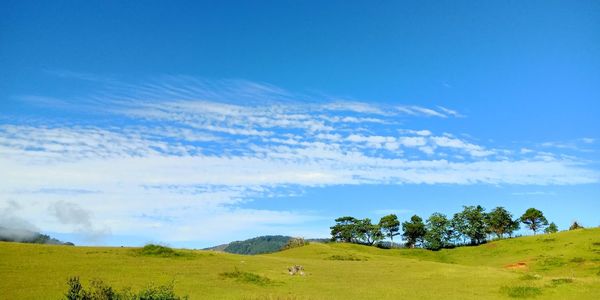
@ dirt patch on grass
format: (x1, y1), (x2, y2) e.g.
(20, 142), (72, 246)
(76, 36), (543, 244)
(505, 262), (528, 270)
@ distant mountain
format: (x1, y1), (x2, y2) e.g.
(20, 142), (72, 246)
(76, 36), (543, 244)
(205, 243), (229, 252)
(0, 226), (73, 245)
(205, 235), (325, 255)
(224, 235), (292, 255)
(205, 235), (292, 255)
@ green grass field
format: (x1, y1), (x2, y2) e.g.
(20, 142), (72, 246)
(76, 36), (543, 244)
(1, 228), (599, 299)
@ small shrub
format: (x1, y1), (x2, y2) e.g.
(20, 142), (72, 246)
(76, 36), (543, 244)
(64, 277), (187, 300)
(137, 244), (181, 257)
(570, 257), (585, 263)
(550, 278), (573, 286)
(519, 274), (542, 281)
(87, 279), (117, 299)
(134, 282), (187, 299)
(220, 268), (273, 286)
(501, 286), (542, 298)
(326, 254), (367, 261)
(538, 256), (565, 269)
(66, 277), (85, 300)
(569, 221), (584, 230)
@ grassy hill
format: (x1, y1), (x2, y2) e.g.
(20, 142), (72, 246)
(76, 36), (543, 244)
(1, 228), (599, 299)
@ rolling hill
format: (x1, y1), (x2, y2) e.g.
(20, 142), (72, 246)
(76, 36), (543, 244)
(1, 228), (599, 299)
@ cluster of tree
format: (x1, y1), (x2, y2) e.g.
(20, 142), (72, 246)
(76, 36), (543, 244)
(331, 206), (558, 250)
(281, 237), (309, 250)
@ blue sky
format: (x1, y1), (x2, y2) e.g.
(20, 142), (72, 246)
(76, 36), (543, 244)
(1, 1), (599, 248)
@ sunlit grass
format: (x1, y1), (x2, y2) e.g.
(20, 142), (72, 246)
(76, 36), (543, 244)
(1, 228), (599, 299)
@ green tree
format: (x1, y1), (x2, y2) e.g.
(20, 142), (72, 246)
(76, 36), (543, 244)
(450, 213), (467, 245)
(378, 214), (400, 245)
(455, 205), (488, 245)
(402, 215), (426, 248)
(486, 207), (517, 238)
(507, 218), (520, 238)
(569, 221), (584, 230)
(544, 222), (558, 234)
(424, 213), (451, 250)
(356, 218), (383, 245)
(330, 216), (359, 243)
(520, 208), (548, 235)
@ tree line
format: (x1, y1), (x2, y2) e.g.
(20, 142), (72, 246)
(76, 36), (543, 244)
(330, 206), (563, 250)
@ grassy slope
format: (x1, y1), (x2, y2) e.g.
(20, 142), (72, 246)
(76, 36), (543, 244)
(0, 228), (599, 299)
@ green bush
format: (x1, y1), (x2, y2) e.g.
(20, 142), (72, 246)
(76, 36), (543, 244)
(65, 277), (187, 300)
(500, 286), (542, 298)
(519, 274), (542, 281)
(137, 244), (181, 257)
(550, 278), (573, 286)
(220, 268), (273, 286)
(326, 254), (367, 261)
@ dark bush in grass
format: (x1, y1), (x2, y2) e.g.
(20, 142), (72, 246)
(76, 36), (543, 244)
(65, 277), (187, 300)
(137, 244), (181, 257)
(326, 254), (367, 261)
(219, 268), (273, 286)
(550, 278), (573, 286)
(133, 282), (186, 299)
(519, 274), (542, 281)
(570, 257), (585, 263)
(500, 286), (542, 298)
(538, 256), (565, 269)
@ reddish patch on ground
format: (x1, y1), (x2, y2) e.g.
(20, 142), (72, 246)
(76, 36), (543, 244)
(505, 262), (528, 270)
(485, 243), (498, 248)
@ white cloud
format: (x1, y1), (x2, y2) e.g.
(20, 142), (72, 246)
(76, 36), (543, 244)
(430, 136), (495, 157)
(581, 138), (595, 144)
(437, 106), (463, 117)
